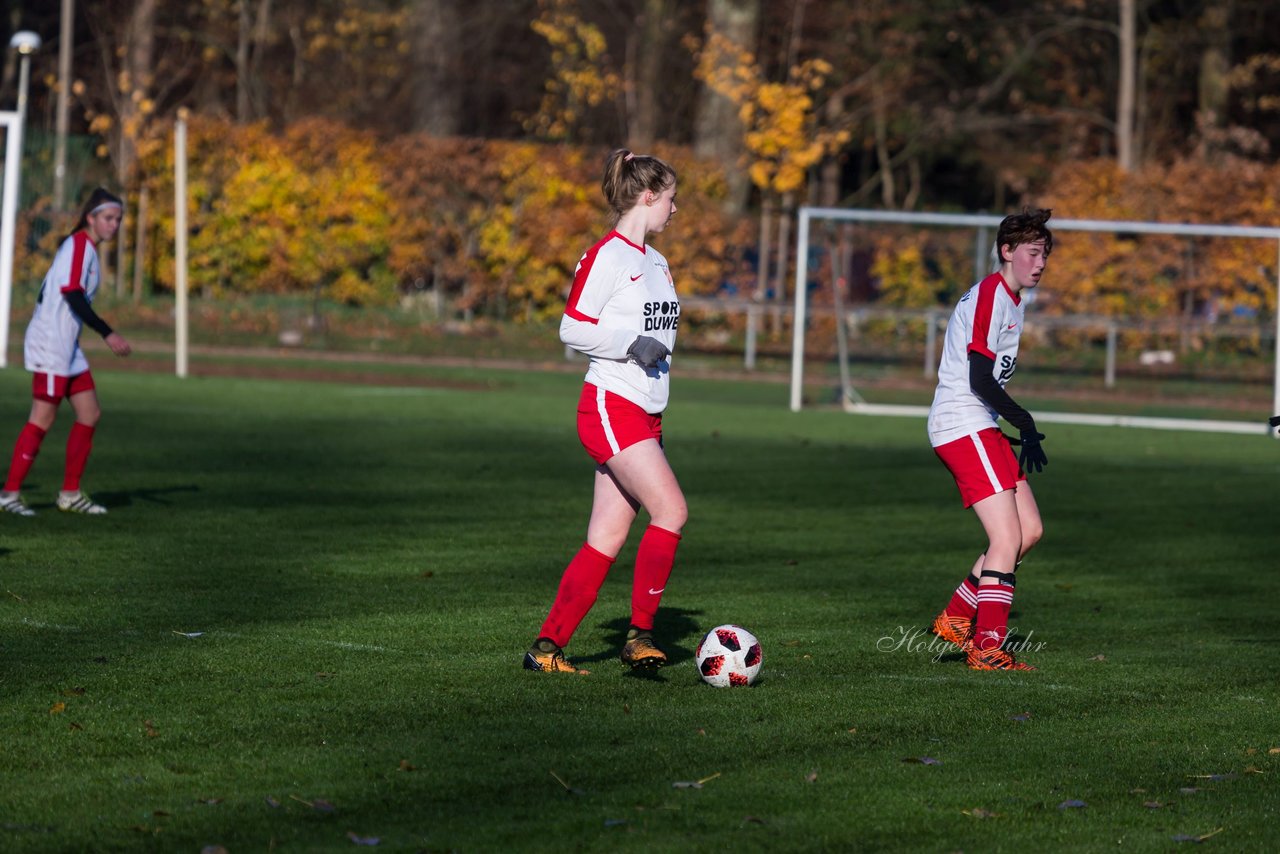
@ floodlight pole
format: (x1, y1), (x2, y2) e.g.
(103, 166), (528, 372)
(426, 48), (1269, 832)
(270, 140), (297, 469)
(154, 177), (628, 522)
(174, 110), (189, 378)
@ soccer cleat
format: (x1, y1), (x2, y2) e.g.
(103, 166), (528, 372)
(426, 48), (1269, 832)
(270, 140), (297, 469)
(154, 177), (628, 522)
(522, 639), (589, 674)
(930, 612), (974, 647)
(56, 491), (108, 515)
(0, 492), (36, 517)
(966, 645), (1036, 671)
(620, 628), (668, 669)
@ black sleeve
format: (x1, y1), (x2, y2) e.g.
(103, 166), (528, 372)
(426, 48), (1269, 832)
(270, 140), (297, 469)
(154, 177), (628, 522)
(968, 351), (1036, 433)
(63, 290), (114, 338)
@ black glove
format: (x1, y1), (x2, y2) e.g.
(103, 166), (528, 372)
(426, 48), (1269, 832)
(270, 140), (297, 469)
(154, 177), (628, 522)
(1018, 430), (1047, 474)
(1269, 415), (1280, 428)
(627, 335), (670, 369)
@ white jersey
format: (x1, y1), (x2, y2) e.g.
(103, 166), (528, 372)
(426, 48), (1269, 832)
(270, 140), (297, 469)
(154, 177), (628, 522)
(927, 272), (1024, 447)
(559, 231), (680, 414)
(24, 232), (102, 377)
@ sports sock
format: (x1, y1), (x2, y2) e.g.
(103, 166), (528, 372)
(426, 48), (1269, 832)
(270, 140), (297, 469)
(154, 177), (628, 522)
(63, 422), (96, 491)
(539, 543), (615, 648)
(943, 573), (981, 619)
(5, 422), (48, 492)
(630, 525), (682, 631)
(973, 570), (1016, 651)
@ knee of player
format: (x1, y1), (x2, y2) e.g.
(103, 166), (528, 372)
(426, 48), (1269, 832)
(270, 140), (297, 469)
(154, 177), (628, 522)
(1022, 520), (1044, 550)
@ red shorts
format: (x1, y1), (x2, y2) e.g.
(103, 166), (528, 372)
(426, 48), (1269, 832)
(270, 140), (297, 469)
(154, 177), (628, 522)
(934, 428), (1026, 508)
(577, 383), (662, 465)
(32, 370), (96, 403)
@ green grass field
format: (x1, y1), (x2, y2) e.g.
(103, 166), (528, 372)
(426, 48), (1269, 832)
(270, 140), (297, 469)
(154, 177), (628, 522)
(0, 360), (1276, 852)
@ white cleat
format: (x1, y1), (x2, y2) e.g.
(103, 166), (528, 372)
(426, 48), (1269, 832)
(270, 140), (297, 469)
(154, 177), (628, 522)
(0, 491), (36, 517)
(57, 490), (107, 515)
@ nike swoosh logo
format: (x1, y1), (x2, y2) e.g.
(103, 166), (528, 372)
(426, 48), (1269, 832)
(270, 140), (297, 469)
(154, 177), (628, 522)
(648, 587), (665, 595)
(1007, 323), (1017, 329)
(630, 274), (643, 281)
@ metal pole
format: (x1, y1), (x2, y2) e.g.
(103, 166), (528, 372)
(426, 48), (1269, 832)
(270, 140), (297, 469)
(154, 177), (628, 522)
(789, 209), (811, 412)
(54, 0), (74, 210)
(924, 310), (938, 378)
(1105, 323), (1117, 389)
(175, 111), (189, 378)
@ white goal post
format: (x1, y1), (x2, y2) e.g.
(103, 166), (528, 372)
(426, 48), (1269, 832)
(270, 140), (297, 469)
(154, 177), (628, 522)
(789, 207), (1280, 436)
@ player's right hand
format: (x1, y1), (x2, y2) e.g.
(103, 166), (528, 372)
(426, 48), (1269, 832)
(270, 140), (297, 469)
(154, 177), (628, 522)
(1018, 430), (1047, 474)
(627, 335), (669, 369)
(105, 332), (133, 357)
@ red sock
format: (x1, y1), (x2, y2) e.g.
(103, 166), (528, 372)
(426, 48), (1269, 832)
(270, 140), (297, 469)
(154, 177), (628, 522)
(63, 422), (96, 491)
(973, 571), (1015, 651)
(5, 422), (48, 492)
(539, 543), (615, 648)
(943, 574), (981, 619)
(630, 525), (682, 631)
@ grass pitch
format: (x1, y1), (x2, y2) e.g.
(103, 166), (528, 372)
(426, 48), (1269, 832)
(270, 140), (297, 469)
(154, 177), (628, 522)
(0, 362), (1276, 852)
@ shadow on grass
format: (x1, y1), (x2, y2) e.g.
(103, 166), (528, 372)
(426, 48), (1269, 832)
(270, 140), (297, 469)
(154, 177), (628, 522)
(575, 608), (705, 668)
(90, 484), (202, 510)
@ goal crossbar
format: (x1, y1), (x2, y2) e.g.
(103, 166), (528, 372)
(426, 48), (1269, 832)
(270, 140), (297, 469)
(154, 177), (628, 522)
(789, 207), (1280, 436)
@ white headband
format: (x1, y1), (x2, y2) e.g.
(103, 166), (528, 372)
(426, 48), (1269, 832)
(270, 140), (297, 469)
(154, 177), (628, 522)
(90, 202), (123, 216)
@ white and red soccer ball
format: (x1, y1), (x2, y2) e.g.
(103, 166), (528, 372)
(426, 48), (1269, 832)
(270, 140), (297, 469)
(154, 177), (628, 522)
(696, 624), (762, 687)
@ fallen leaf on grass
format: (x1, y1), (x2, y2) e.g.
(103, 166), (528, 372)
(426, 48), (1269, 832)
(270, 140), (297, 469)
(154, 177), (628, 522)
(1179, 787), (1200, 795)
(1058, 800), (1087, 810)
(901, 757), (942, 766)
(1188, 773), (1236, 781)
(68, 721), (83, 731)
(962, 808), (1000, 819)
(805, 770), (818, 784)
(743, 815), (766, 824)
(1268, 747), (1280, 755)
(847, 727), (857, 734)
(1143, 801), (1164, 809)
(1129, 788), (1147, 794)
(200, 798), (223, 806)
(1243, 766), (1264, 775)
(7, 589), (26, 602)
(265, 796), (281, 808)
(1172, 827), (1224, 843)
(61, 687), (86, 697)
(172, 631), (205, 638)
(1088, 654), (1106, 662)
(398, 760), (415, 772)
(49, 702), (66, 715)
(315, 672), (336, 680)
(201, 847), (229, 854)
(673, 772), (722, 789)
(289, 795), (336, 813)
(603, 819), (627, 828)
(144, 720), (159, 738)
(346, 832), (380, 846)
(549, 770), (585, 796)
(1009, 712), (1032, 722)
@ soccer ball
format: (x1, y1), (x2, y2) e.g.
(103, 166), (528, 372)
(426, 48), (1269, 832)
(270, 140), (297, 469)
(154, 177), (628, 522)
(695, 624), (762, 687)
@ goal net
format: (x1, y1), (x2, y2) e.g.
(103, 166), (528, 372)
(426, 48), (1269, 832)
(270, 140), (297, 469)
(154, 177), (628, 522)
(788, 208), (1280, 437)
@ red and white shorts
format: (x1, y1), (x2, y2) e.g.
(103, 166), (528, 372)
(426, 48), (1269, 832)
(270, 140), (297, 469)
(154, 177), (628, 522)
(32, 370), (96, 404)
(577, 383), (662, 465)
(934, 428), (1025, 508)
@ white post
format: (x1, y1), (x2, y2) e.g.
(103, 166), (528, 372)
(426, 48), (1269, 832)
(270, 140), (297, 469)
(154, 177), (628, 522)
(924, 310), (938, 379)
(0, 112), (22, 369)
(1272, 239), (1280, 436)
(174, 111), (189, 378)
(789, 208), (811, 412)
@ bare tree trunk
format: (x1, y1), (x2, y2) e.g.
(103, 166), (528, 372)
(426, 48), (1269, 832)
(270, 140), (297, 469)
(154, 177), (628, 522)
(1117, 0), (1136, 171)
(412, 0), (463, 135)
(872, 72), (896, 208)
(770, 192), (793, 336)
(116, 0), (157, 191)
(694, 0), (760, 213)
(631, 0), (670, 147)
(818, 93), (843, 207)
(236, 0), (273, 121)
(1197, 2), (1232, 138)
(132, 185), (149, 302)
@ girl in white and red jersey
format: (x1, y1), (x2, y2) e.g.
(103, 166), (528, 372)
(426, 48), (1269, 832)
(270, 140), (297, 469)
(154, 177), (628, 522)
(926, 208), (1053, 671)
(523, 149), (685, 675)
(0, 188), (133, 517)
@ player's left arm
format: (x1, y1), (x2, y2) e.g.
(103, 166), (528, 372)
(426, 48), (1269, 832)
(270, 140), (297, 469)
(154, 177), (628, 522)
(968, 352), (1046, 473)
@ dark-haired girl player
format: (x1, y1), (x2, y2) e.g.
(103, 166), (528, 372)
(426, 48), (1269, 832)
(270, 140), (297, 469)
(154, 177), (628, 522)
(0, 188), (133, 516)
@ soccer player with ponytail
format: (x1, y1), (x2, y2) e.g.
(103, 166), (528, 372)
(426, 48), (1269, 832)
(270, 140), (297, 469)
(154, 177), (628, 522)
(523, 149), (685, 674)
(926, 208), (1052, 671)
(0, 188), (133, 517)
